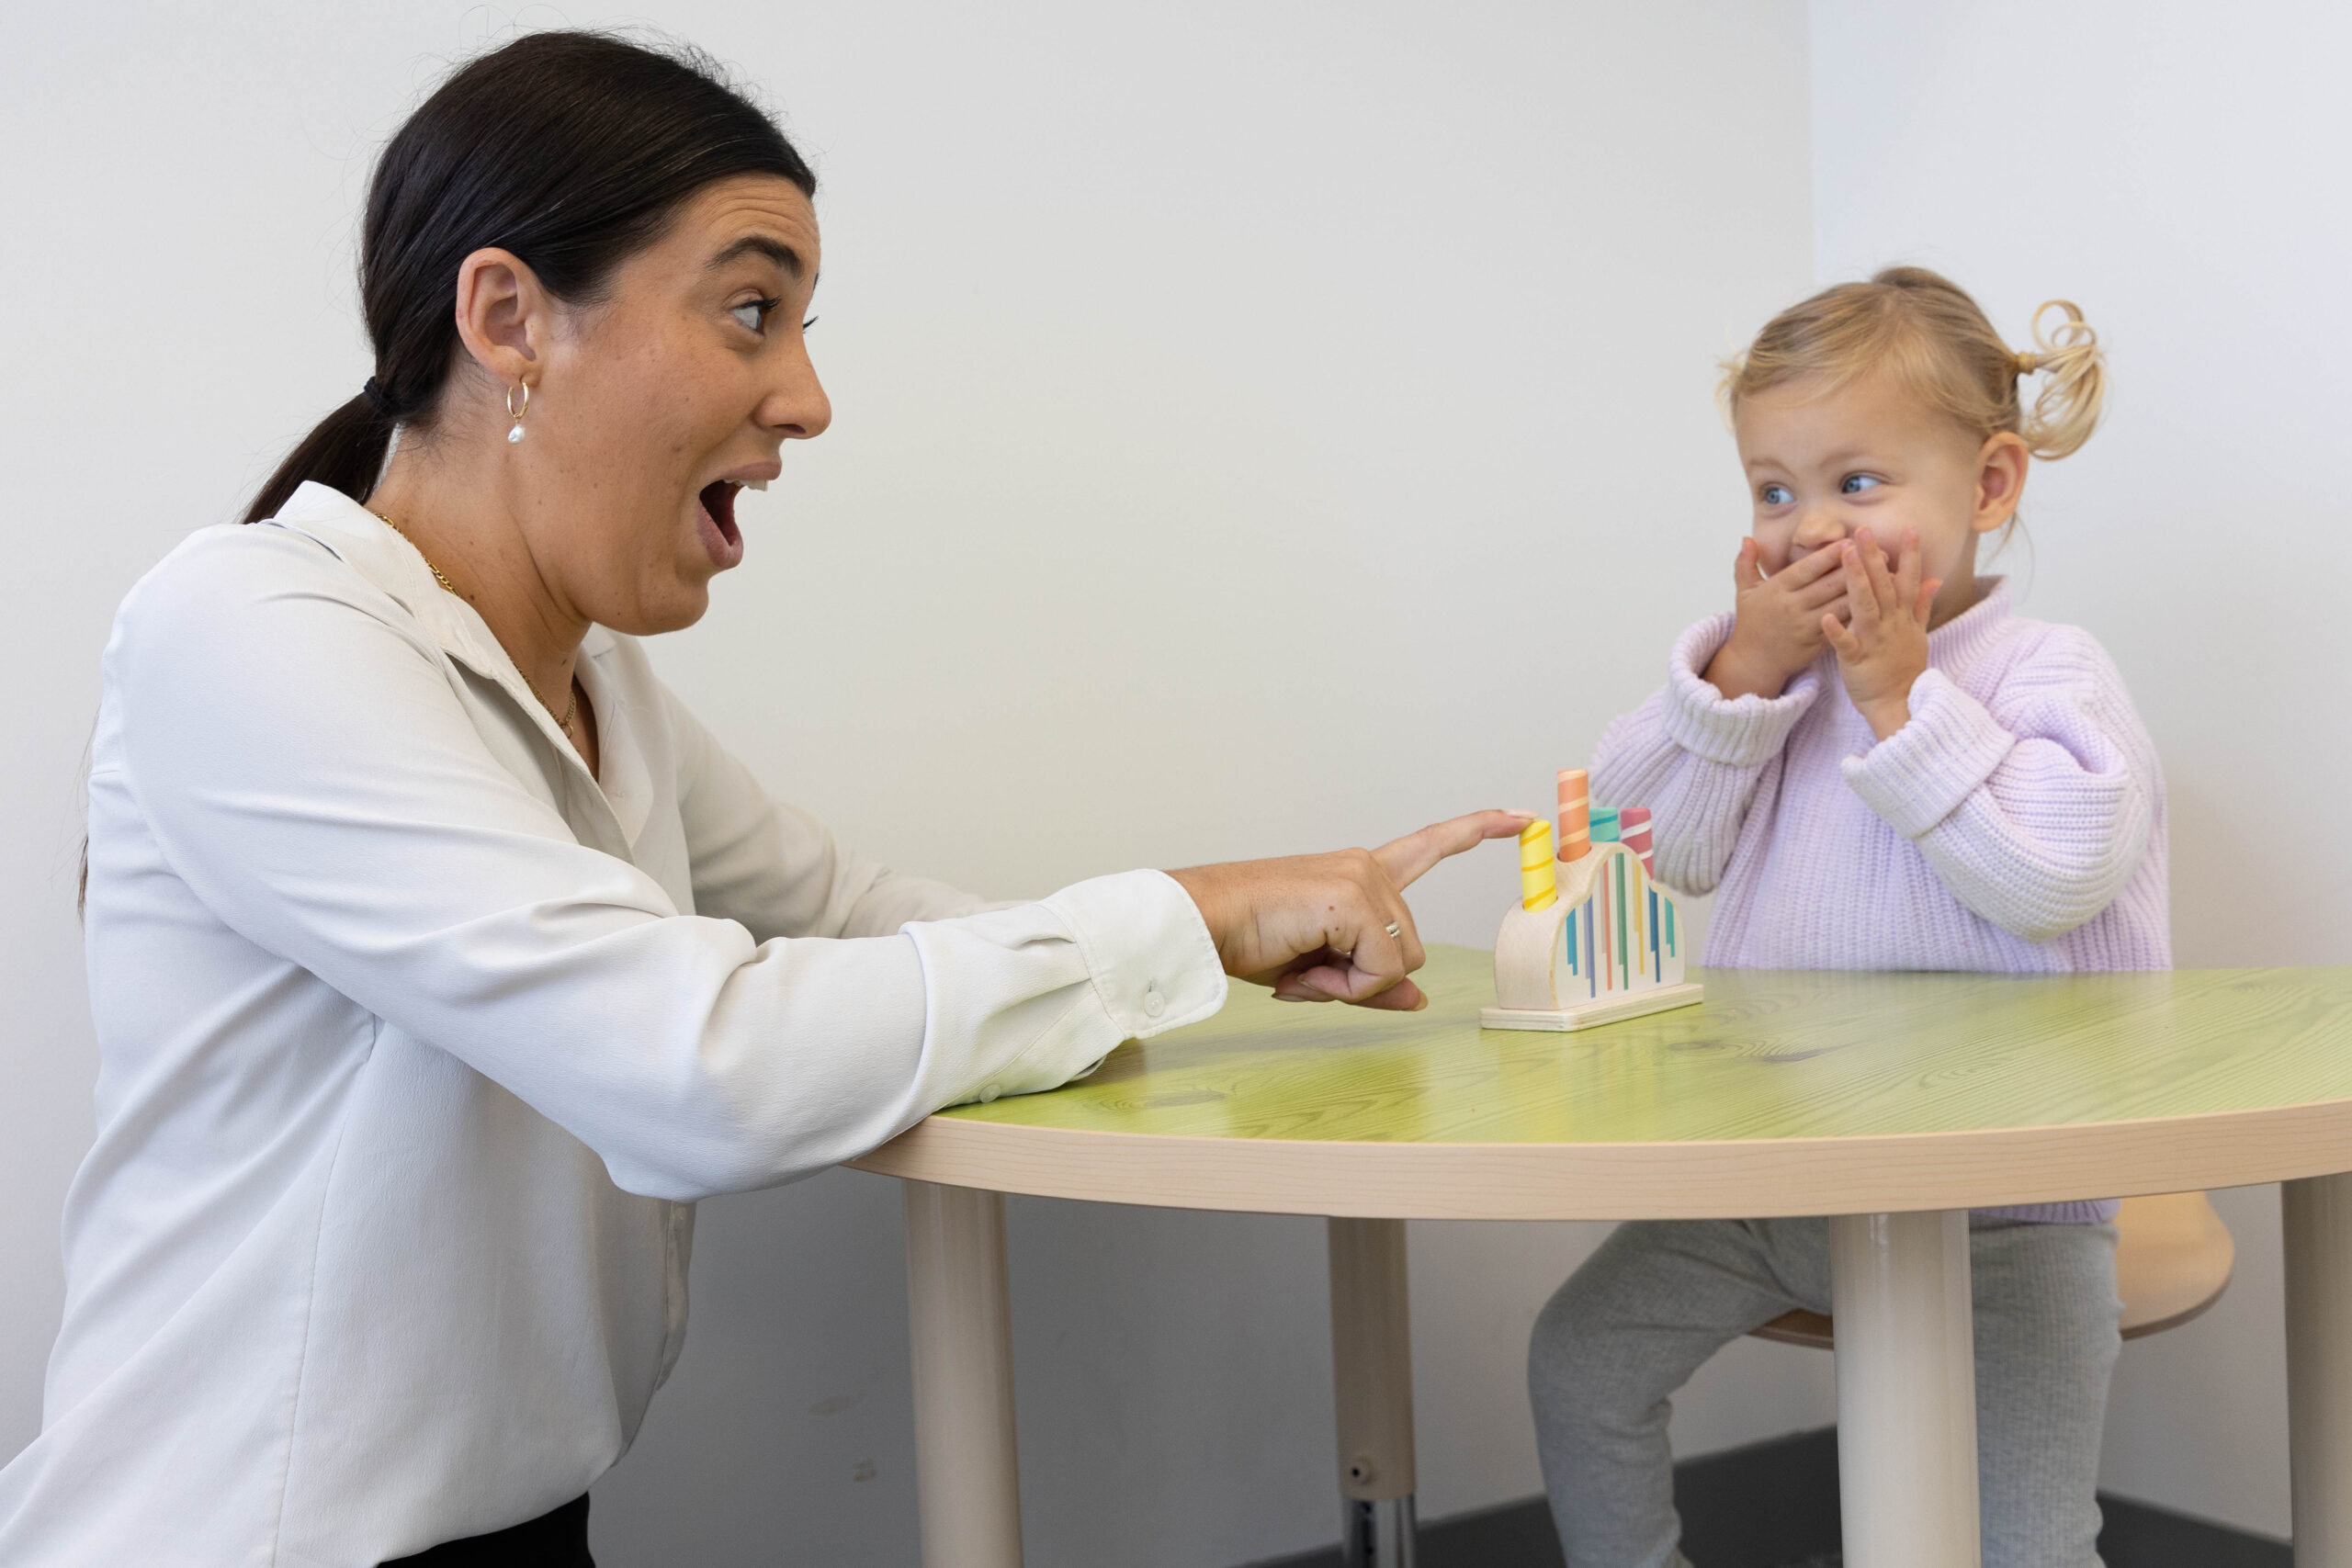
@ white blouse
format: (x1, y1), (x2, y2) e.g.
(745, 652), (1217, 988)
(0, 482), (1227, 1565)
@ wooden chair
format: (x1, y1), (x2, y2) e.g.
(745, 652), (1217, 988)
(1749, 1190), (2236, 1349)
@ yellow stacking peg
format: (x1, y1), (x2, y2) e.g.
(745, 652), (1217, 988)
(1520, 818), (1558, 911)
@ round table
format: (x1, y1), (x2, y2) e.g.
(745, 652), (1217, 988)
(849, 946), (2352, 1568)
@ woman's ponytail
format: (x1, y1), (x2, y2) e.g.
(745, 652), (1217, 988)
(2015, 299), (2107, 459)
(243, 394), (398, 524)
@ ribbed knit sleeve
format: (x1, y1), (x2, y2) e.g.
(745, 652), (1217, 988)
(1660, 615), (1824, 767)
(1841, 635), (2160, 944)
(1590, 614), (1821, 896)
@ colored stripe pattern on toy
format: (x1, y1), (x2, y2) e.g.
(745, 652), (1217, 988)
(1521, 819), (1558, 911)
(1548, 846), (1684, 998)
(1557, 770), (1591, 862)
(1620, 807), (1654, 872)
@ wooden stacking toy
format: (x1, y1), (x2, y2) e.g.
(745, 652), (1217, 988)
(1480, 769), (1704, 1032)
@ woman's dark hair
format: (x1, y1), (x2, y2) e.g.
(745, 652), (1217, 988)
(244, 30), (816, 522)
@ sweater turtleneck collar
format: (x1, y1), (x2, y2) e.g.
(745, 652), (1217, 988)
(1925, 575), (2013, 670)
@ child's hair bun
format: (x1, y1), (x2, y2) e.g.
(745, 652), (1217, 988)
(2015, 300), (2106, 459)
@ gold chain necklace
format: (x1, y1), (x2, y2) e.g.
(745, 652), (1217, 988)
(370, 509), (582, 741)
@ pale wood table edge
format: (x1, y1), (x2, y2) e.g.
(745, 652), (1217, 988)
(847, 1096), (2352, 1220)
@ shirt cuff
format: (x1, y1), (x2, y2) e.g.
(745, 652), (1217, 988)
(1662, 614), (1824, 769)
(1841, 669), (2018, 839)
(1045, 868), (1229, 1047)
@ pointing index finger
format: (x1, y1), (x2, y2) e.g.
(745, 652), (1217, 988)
(1373, 808), (1533, 889)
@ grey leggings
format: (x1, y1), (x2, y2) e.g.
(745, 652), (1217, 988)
(1527, 1217), (2121, 1568)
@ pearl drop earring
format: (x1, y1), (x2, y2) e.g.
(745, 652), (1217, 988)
(505, 383), (531, 444)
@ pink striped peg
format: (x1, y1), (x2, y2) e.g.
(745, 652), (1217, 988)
(1620, 807), (1654, 874)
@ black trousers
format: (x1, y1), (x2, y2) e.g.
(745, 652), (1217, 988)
(379, 1495), (593, 1567)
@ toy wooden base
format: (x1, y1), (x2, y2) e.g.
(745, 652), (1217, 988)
(1480, 981), (1704, 1032)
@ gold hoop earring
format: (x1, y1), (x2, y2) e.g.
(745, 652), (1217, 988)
(505, 383), (531, 445)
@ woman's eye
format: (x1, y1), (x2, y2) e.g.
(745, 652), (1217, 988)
(730, 299), (781, 333)
(1760, 484), (1792, 506)
(1842, 474), (1883, 494)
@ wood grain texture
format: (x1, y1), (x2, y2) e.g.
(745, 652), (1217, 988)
(848, 946), (2352, 1219)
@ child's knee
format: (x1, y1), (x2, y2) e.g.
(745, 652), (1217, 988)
(1527, 1270), (1609, 1396)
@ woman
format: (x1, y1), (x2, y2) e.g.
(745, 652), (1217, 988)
(0, 31), (1521, 1567)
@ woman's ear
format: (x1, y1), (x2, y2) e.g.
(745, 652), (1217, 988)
(1973, 431), (2031, 535)
(450, 247), (550, 391)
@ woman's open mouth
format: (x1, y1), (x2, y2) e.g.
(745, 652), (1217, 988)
(696, 480), (745, 570)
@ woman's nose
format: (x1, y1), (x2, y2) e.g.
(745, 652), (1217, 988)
(763, 345), (832, 440)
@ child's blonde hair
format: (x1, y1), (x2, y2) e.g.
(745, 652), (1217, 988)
(1722, 265), (2107, 462)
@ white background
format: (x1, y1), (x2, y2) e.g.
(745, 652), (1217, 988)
(0, 1), (2332, 1561)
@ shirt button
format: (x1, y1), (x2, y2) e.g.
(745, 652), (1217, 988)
(1143, 987), (1166, 1018)
(979, 1083), (1001, 1103)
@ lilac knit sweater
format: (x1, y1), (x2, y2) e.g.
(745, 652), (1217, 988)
(1592, 579), (2170, 1224)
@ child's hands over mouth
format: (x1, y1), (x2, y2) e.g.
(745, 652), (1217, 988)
(1703, 536), (1851, 701)
(1824, 525), (1940, 740)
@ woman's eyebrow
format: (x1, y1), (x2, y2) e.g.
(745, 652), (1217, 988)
(707, 233), (804, 278)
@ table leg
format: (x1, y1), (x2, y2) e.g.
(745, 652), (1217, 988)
(1327, 1217), (1418, 1568)
(902, 1179), (1023, 1568)
(2285, 1173), (2352, 1564)
(1829, 1210), (1981, 1567)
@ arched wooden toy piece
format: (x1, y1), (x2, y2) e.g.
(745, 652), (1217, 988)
(1749, 1190), (2237, 1348)
(1481, 840), (1703, 1032)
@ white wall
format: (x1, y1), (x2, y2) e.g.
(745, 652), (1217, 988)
(1813, 0), (2352, 1539)
(0, 5), (1825, 1564)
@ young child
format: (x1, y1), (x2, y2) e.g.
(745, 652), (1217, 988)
(1527, 266), (2166, 1567)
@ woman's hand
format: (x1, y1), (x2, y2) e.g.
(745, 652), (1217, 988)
(1702, 537), (1851, 701)
(1823, 525), (1939, 741)
(1167, 809), (1533, 1011)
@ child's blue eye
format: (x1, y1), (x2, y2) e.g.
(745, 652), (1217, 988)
(1760, 484), (1792, 506)
(1841, 474), (1883, 494)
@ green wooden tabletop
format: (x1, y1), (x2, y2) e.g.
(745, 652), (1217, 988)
(944, 946), (2352, 1144)
(852, 946), (2352, 1218)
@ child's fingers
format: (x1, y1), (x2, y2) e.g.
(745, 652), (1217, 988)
(1893, 527), (1922, 606)
(1842, 544), (1882, 629)
(1734, 537), (1764, 593)
(1731, 536), (1769, 592)
(1796, 564), (1853, 606)
(1781, 547), (1847, 588)
(1799, 570), (1853, 609)
(1867, 544), (1901, 613)
(1916, 577), (1942, 623)
(1821, 610), (1861, 660)
(1856, 530), (1900, 614)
